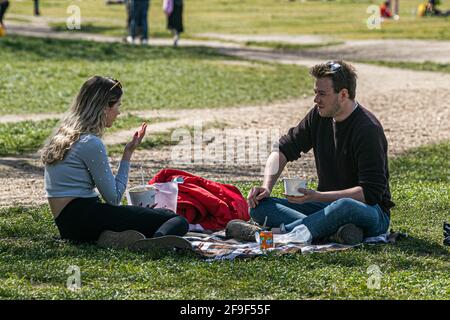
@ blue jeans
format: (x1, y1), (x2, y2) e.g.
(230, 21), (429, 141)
(250, 197), (390, 240)
(131, 0), (150, 40)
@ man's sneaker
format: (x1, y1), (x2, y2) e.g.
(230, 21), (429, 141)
(97, 230), (146, 249)
(329, 224), (364, 245)
(225, 219), (262, 242)
(128, 235), (192, 251)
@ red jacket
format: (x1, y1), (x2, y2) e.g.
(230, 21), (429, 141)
(149, 169), (249, 231)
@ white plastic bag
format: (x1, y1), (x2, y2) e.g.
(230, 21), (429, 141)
(151, 177), (184, 212)
(273, 225), (312, 245)
(162, 0), (174, 16)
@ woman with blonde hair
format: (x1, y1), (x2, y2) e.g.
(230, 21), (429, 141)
(41, 76), (190, 250)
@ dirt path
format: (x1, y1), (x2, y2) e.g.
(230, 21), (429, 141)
(196, 33), (335, 45)
(1, 27), (449, 208)
(198, 33), (450, 63)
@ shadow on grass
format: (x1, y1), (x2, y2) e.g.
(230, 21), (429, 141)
(0, 157), (43, 178)
(390, 234), (449, 257)
(0, 235), (198, 263)
(51, 23), (122, 35)
(50, 23), (172, 39)
(0, 35), (233, 62)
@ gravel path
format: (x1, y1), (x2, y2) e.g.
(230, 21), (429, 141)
(196, 33), (335, 45)
(198, 33), (450, 63)
(1, 27), (449, 208)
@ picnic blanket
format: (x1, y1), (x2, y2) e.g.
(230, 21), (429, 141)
(184, 230), (403, 261)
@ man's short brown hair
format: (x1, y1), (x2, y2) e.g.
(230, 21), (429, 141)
(309, 60), (357, 100)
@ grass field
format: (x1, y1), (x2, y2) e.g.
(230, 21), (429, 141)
(0, 35), (312, 116)
(0, 141), (449, 299)
(7, 0), (450, 40)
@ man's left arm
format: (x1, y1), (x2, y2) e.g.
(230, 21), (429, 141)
(353, 126), (388, 205)
(286, 186), (365, 204)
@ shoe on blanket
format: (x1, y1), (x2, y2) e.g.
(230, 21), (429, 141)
(97, 230), (146, 249)
(226, 219), (262, 242)
(128, 235), (192, 251)
(329, 224), (364, 245)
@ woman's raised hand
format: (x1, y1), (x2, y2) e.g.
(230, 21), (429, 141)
(123, 122), (147, 159)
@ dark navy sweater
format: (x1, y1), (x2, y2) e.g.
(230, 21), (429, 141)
(278, 104), (395, 214)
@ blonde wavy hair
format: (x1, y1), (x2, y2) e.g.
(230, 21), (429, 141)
(40, 76), (123, 165)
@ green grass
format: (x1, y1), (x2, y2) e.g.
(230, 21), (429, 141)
(0, 119), (59, 156)
(0, 115), (172, 156)
(0, 141), (449, 299)
(361, 60), (450, 73)
(8, 0), (450, 40)
(0, 36), (311, 115)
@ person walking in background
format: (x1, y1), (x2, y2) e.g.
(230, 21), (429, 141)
(129, 0), (150, 45)
(124, 0), (132, 42)
(164, 0), (184, 47)
(33, 0), (40, 16)
(0, 0), (9, 36)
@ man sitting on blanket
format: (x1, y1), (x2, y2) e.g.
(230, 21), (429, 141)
(244, 60), (395, 245)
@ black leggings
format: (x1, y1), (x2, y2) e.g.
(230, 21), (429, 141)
(0, 1), (9, 25)
(55, 197), (189, 243)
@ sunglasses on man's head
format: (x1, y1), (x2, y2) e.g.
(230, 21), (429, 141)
(326, 61), (342, 72)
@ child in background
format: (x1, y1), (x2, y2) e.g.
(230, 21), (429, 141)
(164, 0), (184, 47)
(380, 0), (393, 18)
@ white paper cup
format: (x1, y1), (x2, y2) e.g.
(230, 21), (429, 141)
(126, 185), (157, 207)
(283, 178), (307, 196)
